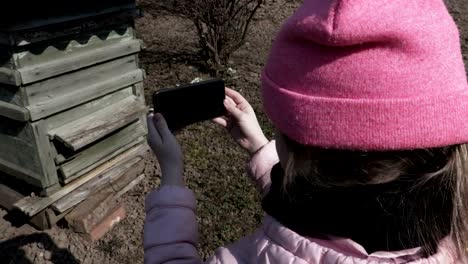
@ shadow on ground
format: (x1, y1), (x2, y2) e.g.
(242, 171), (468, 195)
(0, 233), (79, 264)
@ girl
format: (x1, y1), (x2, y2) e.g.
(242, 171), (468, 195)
(144, 0), (468, 263)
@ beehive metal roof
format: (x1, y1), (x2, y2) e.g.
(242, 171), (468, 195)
(0, 0), (136, 31)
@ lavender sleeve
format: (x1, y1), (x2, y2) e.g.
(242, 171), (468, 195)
(144, 185), (201, 264)
(143, 141), (278, 264)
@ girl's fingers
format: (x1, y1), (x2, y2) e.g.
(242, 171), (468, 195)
(225, 96), (236, 106)
(213, 117), (228, 127)
(225, 88), (249, 105)
(153, 113), (171, 141)
(147, 114), (162, 145)
(224, 99), (244, 120)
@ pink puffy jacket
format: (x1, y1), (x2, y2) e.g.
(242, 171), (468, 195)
(144, 141), (461, 263)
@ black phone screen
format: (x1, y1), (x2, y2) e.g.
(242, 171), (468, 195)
(153, 79), (226, 131)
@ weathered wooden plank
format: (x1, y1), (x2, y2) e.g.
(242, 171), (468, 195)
(59, 137), (145, 184)
(0, 158), (43, 188)
(0, 67), (21, 86)
(27, 69), (144, 121)
(29, 209), (56, 230)
(115, 174), (145, 198)
(0, 182), (55, 229)
(49, 96), (146, 151)
(0, 101), (29, 121)
(40, 183), (62, 197)
(0, 85), (24, 106)
(26, 55), (138, 104)
(31, 120), (59, 188)
(14, 143), (147, 217)
(45, 87), (134, 131)
(0, 183), (23, 210)
(133, 82), (144, 98)
(133, 83), (149, 133)
(0, 84), (29, 120)
(18, 39), (140, 85)
(0, 118), (46, 188)
(57, 121), (145, 178)
(13, 26), (135, 69)
(52, 157), (142, 213)
(109, 160), (145, 194)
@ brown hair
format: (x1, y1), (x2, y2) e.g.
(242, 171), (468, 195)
(280, 133), (468, 261)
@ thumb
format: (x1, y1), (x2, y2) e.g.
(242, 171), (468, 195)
(147, 113), (161, 145)
(224, 98), (244, 120)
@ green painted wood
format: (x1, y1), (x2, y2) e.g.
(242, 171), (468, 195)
(0, 157), (44, 188)
(26, 55), (138, 105)
(61, 137), (147, 185)
(132, 83), (148, 133)
(0, 182), (23, 210)
(49, 96), (146, 151)
(52, 156), (142, 213)
(0, 118), (46, 187)
(0, 101), (29, 121)
(0, 85), (23, 106)
(45, 87), (134, 131)
(32, 121), (59, 188)
(0, 67), (21, 86)
(13, 26), (135, 69)
(14, 143), (147, 217)
(0, 85), (29, 121)
(58, 121), (146, 181)
(27, 69), (144, 121)
(17, 39), (140, 85)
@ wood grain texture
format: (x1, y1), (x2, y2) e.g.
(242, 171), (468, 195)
(0, 84), (29, 121)
(17, 39), (140, 85)
(45, 87), (134, 131)
(0, 157), (43, 188)
(27, 69), (144, 120)
(59, 137), (145, 184)
(31, 120), (59, 188)
(52, 157), (142, 213)
(57, 120), (146, 179)
(14, 143), (147, 217)
(115, 174), (145, 198)
(0, 101), (29, 121)
(50, 96), (146, 151)
(0, 119), (45, 188)
(26, 55), (138, 105)
(0, 67), (21, 86)
(0, 182), (23, 210)
(13, 26), (135, 69)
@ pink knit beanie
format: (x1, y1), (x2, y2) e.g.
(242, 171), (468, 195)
(262, 0), (468, 150)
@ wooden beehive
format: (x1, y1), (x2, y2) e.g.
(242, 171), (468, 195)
(0, 0), (148, 227)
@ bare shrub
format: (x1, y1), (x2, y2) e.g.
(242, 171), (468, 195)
(179, 0), (264, 75)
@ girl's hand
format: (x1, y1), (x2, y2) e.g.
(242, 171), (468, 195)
(147, 113), (184, 186)
(213, 88), (269, 156)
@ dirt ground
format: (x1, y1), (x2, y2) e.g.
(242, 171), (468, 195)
(1, 0), (467, 263)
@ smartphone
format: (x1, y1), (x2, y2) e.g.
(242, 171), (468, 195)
(153, 79), (226, 131)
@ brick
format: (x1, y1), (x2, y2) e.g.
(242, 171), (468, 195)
(88, 205), (126, 241)
(65, 192), (118, 233)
